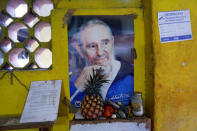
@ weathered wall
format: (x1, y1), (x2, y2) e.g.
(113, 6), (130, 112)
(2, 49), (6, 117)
(51, 6), (150, 130)
(0, 0), (155, 131)
(152, 0), (197, 130)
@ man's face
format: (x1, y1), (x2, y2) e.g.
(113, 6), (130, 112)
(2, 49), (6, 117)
(80, 24), (114, 67)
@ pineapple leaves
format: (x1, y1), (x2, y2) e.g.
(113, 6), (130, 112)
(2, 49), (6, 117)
(84, 68), (109, 95)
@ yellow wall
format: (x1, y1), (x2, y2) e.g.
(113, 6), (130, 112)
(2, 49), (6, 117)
(152, 0), (197, 131)
(50, 6), (151, 131)
(0, 0), (195, 130)
(53, 0), (154, 120)
(0, 0), (158, 131)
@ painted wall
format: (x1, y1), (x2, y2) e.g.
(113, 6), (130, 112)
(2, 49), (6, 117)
(51, 6), (150, 131)
(5, 0), (194, 131)
(152, 0), (197, 131)
(0, 0), (156, 131)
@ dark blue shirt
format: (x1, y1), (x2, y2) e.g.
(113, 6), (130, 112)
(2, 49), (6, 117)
(69, 61), (134, 107)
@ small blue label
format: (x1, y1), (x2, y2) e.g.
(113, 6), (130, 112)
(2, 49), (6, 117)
(161, 35), (192, 42)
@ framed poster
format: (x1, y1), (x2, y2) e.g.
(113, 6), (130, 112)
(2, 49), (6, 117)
(68, 15), (134, 108)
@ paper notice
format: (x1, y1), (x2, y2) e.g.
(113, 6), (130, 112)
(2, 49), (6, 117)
(20, 80), (62, 123)
(158, 10), (192, 43)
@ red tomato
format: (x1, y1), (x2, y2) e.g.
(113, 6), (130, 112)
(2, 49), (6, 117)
(104, 105), (115, 118)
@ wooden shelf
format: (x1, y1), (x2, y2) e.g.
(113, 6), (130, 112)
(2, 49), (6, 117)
(0, 116), (53, 131)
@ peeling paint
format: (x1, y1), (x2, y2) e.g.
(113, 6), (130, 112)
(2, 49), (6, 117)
(153, 0), (197, 130)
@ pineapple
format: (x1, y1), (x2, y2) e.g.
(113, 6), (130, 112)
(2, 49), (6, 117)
(81, 68), (108, 119)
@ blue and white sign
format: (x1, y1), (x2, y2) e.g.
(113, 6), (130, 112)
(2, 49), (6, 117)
(158, 10), (192, 43)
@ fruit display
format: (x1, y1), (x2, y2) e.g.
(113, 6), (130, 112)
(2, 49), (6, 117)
(70, 68), (144, 119)
(104, 100), (131, 119)
(80, 68), (109, 119)
(104, 105), (115, 118)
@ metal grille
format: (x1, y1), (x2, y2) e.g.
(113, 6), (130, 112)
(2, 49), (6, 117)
(0, 0), (53, 70)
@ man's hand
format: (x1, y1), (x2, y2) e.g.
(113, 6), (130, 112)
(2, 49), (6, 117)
(74, 65), (101, 92)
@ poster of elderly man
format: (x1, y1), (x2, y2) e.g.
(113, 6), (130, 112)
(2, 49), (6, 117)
(68, 15), (134, 108)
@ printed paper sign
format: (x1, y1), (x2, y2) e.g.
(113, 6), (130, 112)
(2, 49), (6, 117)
(158, 10), (192, 43)
(20, 80), (62, 123)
